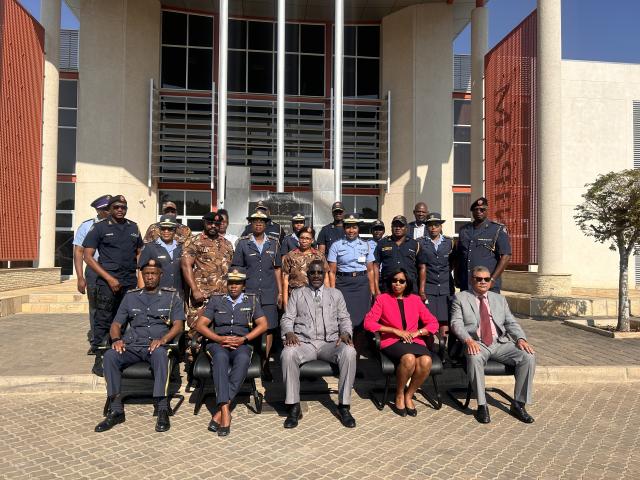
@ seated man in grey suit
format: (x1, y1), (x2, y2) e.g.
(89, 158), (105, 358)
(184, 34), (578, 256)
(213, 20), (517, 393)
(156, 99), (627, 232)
(450, 265), (536, 424)
(280, 260), (357, 429)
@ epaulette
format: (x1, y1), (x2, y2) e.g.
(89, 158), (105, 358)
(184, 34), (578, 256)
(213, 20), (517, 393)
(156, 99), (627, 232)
(211, 292), (225, 297)
(490, 221), (505, 227)
(128, 287), (143, 293)
(239, 234), (252, 240)
(443, 235), (452, 240)
(160, 286), (176, 291)
(243, 292), (258, 299)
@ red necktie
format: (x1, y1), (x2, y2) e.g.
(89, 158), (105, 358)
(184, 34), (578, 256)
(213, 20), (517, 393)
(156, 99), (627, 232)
(479, 295), (493, 346)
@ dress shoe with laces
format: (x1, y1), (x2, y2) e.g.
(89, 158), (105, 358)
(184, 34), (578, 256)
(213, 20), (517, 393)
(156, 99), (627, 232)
(95, 411), (125, 432)
(510, 402), (535, 423)
(337, 405), (356, 428)
(155, 409), (171, 432)
(475, 404), (491, 424)
(283, 403), (302, 429)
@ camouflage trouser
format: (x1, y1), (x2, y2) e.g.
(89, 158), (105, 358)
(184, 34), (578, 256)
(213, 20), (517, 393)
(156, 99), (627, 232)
(184, 296), (210, 370)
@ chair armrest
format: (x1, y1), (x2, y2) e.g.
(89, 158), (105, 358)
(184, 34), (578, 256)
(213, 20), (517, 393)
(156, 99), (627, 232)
(373, 332), (382, 350)
(167, 331), (184, 354)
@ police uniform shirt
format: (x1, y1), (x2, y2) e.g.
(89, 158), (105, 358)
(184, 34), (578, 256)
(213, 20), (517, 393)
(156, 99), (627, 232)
(280, 233), (300, 256)
(317, 223), (346, 252)
(82, 216), (143, 286)
(232, 236), (282, 305)
(114, 287), (185, 346)
(374, 236), (419, 283)
(202, 293), (265, 338)
(456, 219), (511, 289)
(327, 237), (375, 272)
(417, 234), (454, 295)
(73, 217), (100, 259)
(138, 240), (184, 291)
(241, 221), (284, 243)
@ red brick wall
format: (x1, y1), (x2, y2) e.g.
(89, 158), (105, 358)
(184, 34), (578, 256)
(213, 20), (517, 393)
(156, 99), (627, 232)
(0, 0), (44, 261)
(484, 10), (537, 266)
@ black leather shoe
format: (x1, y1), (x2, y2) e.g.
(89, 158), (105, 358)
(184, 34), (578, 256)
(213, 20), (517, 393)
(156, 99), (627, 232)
(95, 411), (125, 432)
(475, 404), (491, 424)
(510, 402), (534, 423)
(91, 356), (104, 377)
(391, 403), (407, 417)
(337, 405), (356, 428)
(283, 403), (302, 429)
(208, 419), (219, 432)
(155, 409), (171, 432)
(405, 406), (417, 417)
(217, 425), (230, 437)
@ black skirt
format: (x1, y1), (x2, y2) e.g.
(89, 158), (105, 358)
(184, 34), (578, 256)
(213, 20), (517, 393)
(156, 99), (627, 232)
(426, 294), (451, 325)
(382, 341), (432, 363)
(335, 273), (371, 327)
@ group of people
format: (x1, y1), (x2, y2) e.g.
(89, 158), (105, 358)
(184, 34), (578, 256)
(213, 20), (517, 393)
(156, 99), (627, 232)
(73, 194), (536, 436)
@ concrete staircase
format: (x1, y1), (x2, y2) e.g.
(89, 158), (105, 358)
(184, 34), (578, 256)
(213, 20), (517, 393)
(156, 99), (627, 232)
(19, 293), (88, 314)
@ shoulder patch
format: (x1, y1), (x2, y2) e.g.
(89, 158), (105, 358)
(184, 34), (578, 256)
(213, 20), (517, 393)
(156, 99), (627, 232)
(491, 221), (505, 227)
(239, 235), (251, 240)
(127, 287), (143, 293)
(160, 287), (176, 291)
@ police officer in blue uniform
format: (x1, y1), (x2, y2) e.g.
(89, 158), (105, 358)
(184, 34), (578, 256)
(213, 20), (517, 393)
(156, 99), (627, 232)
(417, 212), (455, 338)
(95, 259), (185, 433)
(328, 213), (376, 339)
(138, 215), (183, 293)
(195, 267), (268, 437)
(73, 194), (111, 351)
(280, 212), (307, 256)
(240, 200), (284, 243)
(317, 201), (346, 255)
(455, 197), (512, 293)
(232, 210), (283, 381)
(83, 195), (143, 376)
(373, 215), (420, 294)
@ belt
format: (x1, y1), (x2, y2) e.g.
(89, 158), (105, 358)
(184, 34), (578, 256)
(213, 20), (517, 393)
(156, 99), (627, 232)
(336, 271), (367, 277)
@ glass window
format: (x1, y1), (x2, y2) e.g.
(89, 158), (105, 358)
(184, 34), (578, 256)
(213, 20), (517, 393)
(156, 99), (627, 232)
(162, 46), (186, 88)
(357, 58), (379, 98)
(453, 193), (471, 217)
(187, 48), (213, 90)
(58, 109), (77, 127)
(344, 26), (356, 56)
(58, 80), (77, 108)
(229, 20), (247, 49)
(248, 52), (273, 93)
(344, 57), (356, 97)
(188, 15), (213, 47)
(357, 26), (380, 57)
(158, 190), (185, 215)
(454, 99), (472, 125)
(185, 191), (211, 216)
(55, 231), (74, 275)
(228, 50), (247, 92)
(453, 143), (471, 185)
(300, 24), (324, 54)
(56, 182), (75, 210)
(248, 21), (273, 51)
(162, 11), (187, 45)
(300, 55), (324, 96)
(454, 221), (467, 235)
(285, 54), (299, 95)
(454, 125), (471, 142)
(285, 24), (299, 52)
(57, 129), (76, 174)
(55, 213), (73, 229)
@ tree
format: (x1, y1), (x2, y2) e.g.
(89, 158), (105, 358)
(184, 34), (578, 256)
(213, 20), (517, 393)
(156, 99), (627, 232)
(574, 169), (640, 332)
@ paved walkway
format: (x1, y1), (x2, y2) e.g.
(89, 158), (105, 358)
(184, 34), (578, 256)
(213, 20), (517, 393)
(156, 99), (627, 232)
(0, 384), (639, 479)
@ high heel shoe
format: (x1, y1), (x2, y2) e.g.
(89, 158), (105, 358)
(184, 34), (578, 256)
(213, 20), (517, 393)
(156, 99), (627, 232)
(391, 403), (407, 417)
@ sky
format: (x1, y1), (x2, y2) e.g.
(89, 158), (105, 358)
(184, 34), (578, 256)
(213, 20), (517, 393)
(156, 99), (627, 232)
(17, 0), (640, 64)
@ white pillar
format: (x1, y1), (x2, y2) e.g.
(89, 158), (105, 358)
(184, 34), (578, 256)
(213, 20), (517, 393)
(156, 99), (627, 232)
(217, 0), (229, 208)
(38, 0), (61, 268)
(276, 0), (285, 192)
(333, 0), (344, 201)
(470, 4), (488, 200)
(536, 0), (563, 275)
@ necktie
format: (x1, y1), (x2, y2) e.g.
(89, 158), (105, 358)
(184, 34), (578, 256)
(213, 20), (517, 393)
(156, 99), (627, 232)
(314, 290), (320, 303)
(479, 295), (493, 346)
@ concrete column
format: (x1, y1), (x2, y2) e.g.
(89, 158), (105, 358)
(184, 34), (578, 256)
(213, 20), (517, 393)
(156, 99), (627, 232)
(217, 0), (229, 208)
(333, 0), (344, 201)
(37, 0), (61, 268)
(470, 5), (488, 200)
(276, 0), (285, 192)
(536, 0), (564, 276)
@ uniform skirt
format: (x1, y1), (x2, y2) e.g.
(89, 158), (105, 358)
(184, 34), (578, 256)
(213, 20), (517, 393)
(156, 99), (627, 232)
(382, 341), (432, 363)
(261, 304), (279, 330)
(336, 273), (371, 328)
(426, 294), (451, 325)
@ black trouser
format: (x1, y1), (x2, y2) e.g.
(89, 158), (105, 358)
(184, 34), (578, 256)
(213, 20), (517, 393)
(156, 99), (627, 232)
(91, 281), (132, 349)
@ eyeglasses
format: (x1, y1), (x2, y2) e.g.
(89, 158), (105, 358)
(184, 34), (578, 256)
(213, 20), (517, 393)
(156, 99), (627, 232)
(472, 207), (487, 212)
(112, 205), (127, 211)
(392, 278), (407, 284)
(473, 276), (492, 283)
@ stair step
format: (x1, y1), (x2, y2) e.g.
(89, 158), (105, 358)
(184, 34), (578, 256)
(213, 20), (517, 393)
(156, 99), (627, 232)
(21, 303), (89, 314)
(28, 294), (88, 303)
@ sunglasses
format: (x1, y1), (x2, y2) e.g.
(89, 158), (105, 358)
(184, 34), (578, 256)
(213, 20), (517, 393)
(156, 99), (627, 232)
(308, 270), (324, 276)
(112, 205), (127, 210)
(164, 208), (177, 213)
(392, 278), (407, 284)
(472, 207), (487, 212)
(473, 276), (492, 283)
(159, 227), (175, 231)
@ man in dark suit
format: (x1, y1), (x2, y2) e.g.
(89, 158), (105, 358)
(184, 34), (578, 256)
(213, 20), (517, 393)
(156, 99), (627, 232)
(450, 265), (536, 425)
(280, 260), (357, 429)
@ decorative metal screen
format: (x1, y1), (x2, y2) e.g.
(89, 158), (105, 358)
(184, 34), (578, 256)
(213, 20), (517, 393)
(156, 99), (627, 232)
(634, 101), (640, 286)
(59, 29), (79, 71)
(0, 0), (44, 261)
(484, 11), (537, 266)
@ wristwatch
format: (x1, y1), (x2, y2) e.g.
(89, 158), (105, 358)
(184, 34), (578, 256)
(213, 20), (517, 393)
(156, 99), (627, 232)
(111, 337), (122, 343)
(243, 336), (249, 345)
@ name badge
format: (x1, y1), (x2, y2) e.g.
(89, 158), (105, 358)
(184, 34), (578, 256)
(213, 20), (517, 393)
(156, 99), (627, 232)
(381, 247), (392, 251)
(358, 256), (366, 263)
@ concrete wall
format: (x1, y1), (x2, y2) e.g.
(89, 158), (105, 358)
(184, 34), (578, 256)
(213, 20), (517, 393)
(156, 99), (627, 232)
(380, 3), (454, 234)
(0, 268), (61, 293)
(74, 0), (161, 231)
(560, 60), (640, 289)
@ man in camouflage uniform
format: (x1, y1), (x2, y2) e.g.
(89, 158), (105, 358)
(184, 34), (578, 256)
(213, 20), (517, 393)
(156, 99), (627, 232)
(181, 212), (234, 369)
(144, 201), (192, 244)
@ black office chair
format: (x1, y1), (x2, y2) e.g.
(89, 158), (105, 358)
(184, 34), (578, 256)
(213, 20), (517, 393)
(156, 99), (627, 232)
(98, 333), (185, 416)
(191, 335), (264, 415)
(369, 333), (444, 411)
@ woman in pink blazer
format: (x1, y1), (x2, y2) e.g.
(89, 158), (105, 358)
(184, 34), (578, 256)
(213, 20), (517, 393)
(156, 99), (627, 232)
(364, 268), (439, 416)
